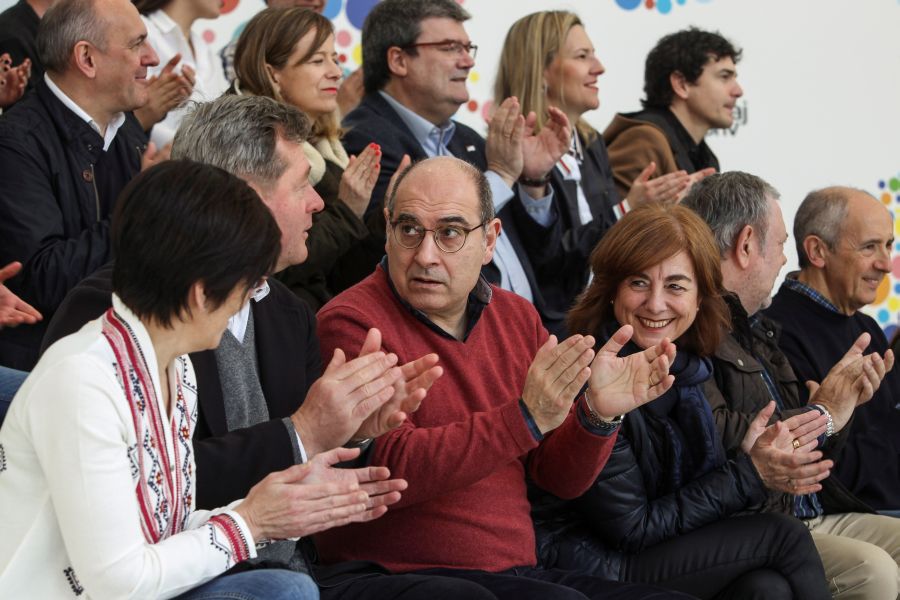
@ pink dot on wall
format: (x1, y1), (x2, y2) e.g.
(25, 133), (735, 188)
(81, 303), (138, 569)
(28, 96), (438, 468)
(892, 256), (900, 278)
(202, 30), (215, 44)
(336, 29), (352, 47)
(480, 99), (494, 123)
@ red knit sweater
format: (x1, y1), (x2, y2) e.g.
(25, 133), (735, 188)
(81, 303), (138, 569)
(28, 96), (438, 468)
(315, 267), (617, 572)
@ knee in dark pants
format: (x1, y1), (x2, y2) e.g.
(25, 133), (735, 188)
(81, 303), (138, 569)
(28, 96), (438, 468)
(718, 568), (792, 600)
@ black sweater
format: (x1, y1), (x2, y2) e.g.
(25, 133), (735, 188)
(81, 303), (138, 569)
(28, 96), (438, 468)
(765, 284), (900, 511)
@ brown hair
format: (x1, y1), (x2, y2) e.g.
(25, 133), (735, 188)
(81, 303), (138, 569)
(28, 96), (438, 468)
(494, 11), (596, 144)
(567, 204), (729, 356)
(234, 7), (340, 140)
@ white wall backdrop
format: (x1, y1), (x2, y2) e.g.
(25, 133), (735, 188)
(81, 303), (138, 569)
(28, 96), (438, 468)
(3, 0), (899, 333)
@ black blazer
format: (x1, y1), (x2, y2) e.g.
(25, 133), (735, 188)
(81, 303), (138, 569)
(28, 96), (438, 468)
(509, 134), (619, 336)
(41, 264), (322, 509)
(340, 92), (566, 331)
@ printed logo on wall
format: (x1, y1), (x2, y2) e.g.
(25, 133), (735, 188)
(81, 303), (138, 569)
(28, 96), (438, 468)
(615, 0), (713, 15)
(707, 100), (748, 137)
(864, 172), (900, 340)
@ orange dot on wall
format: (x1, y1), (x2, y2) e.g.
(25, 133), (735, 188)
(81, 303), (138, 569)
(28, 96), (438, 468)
(645, 0), (655, 7)
(467, 100), (478, 112)
(882, 192), (892, 205)
(220, 0), (239, 14)
(875, 274), (891, 305)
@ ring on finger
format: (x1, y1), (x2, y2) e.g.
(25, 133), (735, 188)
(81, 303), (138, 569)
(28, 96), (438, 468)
(792, 438), (801, 449)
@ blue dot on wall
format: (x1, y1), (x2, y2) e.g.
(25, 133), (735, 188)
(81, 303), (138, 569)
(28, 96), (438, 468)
(676, 0), (686, 4)
(894, 283), (900, 294)
(656, 0), (673, 14)
(880, 180), (887, 189)
(347, 0), (379, 29)
(615, 0), (642, 9)
(321, 0), (342, 20)
(878, 308), (890, 323)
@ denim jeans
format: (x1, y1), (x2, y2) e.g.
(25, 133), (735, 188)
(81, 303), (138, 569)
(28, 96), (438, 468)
(174, 568), (318, 600)
(0, 366), (27, 427)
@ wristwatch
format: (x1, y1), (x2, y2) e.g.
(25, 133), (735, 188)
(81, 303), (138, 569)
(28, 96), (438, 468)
(813, 404), (835, 437)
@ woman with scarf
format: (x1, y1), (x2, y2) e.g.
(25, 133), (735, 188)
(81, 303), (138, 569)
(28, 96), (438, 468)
(0, 162), (399, 599)
(232, 7), (383, 310)
(533, 204), (830, 599)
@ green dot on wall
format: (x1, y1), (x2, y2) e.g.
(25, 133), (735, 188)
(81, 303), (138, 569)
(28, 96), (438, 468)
(890, 178), (900, 192)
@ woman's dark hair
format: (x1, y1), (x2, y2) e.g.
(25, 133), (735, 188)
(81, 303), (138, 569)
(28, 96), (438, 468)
(111, 160), (281, 328)
(132, 0), (168, 15)
(567, 204), (729, 356)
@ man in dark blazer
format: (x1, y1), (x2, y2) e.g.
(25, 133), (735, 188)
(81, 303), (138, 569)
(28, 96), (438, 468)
(340, 0), (575, 334)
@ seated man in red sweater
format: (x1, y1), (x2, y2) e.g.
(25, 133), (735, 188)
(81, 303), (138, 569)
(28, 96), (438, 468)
(315, 155), (687, 600)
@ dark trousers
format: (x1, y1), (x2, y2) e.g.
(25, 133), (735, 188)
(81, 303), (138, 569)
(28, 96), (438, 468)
(413, 567), (690, 599)
(621, 513), (829, 600)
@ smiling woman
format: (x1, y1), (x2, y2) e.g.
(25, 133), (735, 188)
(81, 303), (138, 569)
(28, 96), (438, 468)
(528, 204), (832, 599)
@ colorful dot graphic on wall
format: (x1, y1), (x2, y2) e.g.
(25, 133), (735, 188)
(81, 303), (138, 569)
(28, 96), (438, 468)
(868, 171), (900, 339)
(615, 0), (703, 14)
(346, 0), (380, 29)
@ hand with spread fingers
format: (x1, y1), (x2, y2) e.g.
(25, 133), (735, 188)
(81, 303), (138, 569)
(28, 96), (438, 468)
(351, 328), (444, 440)
(521, 334), (596, 434)
(626, 162), (690, 208)
(291, 328), (404, 457)
(743, 402), (832, 495)
(0, 53), (30, 109)
(584, 324), (676, 421)
(0, 261), (42, 328)
(520, 106), (571, 182)
(300, 447), (407, 523)
(485, 96), (526, 188)
(806, 332), (894, 432)
(133, 54), (194, 131)
(340, 142), (382, 219)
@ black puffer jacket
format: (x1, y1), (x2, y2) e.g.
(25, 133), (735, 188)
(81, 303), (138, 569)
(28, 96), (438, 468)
(533, 349), (767, 578)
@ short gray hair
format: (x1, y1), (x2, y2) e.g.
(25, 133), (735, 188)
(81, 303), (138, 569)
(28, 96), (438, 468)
(682, 171), (779, 257)
(37, 0), (107, 74)
(361, 0), (470, 93)
(172, 95), (310, 188)
(793, 187), (854, 269)
(387, 157), (493, 224)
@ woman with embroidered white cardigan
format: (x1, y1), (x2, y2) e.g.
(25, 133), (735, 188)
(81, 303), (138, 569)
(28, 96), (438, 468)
(231, 7), (383, 311)
(0, 161), (401, 599)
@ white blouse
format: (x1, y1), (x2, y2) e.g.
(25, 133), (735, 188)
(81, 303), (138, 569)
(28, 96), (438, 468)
(142, 9), (229, 148)
(0, 296), (255, 599)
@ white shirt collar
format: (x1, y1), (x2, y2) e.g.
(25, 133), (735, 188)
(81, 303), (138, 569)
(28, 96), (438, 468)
(44, 73), (127, 151)
(226, 280), (271, 344)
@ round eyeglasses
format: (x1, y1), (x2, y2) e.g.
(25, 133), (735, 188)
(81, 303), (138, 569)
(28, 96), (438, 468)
(390, 220), (487, 254)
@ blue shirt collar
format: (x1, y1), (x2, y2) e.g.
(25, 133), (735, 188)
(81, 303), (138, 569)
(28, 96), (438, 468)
(379, 90), (456, 157)
(782, 272), (842, 314)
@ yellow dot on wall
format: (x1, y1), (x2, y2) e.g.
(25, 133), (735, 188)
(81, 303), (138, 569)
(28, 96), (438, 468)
(352, 44), (363, 66)
(895, 219), (900, 236)
(875, 275), (891, 305)
(890, 297), (900, 312)
(882, 192), (892, 205)
(469, 71), (480, 83)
